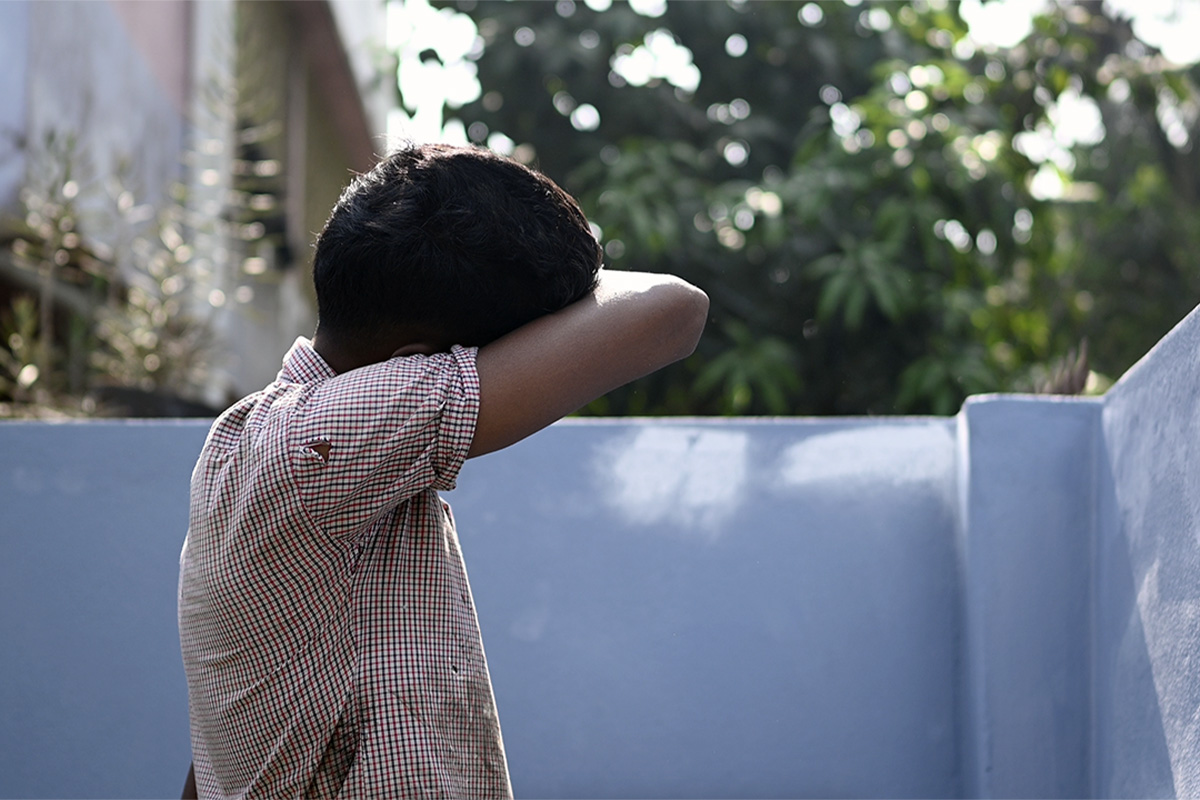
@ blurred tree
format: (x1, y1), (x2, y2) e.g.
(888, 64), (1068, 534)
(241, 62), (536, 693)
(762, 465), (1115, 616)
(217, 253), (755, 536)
(412, 0), (1199, 415)
(0, 130), (215, 418)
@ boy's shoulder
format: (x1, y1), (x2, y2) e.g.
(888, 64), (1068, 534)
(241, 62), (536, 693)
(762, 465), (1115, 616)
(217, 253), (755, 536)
(200, 340), (481, 472)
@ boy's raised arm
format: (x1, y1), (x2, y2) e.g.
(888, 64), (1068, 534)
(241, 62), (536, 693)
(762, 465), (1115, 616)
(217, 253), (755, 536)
(468, 270), (708, 458)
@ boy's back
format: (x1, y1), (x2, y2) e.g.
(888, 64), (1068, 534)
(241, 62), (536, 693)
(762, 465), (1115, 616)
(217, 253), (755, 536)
(179, 144), (708, 799)
(180, 342), (505, 797)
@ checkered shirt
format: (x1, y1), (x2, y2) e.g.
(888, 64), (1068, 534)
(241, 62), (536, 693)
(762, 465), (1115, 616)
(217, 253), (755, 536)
(179, 338), (511, 799)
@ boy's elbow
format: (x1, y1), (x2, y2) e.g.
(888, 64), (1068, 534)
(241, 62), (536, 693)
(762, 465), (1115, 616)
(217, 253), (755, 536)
(668, 280), (710, 360)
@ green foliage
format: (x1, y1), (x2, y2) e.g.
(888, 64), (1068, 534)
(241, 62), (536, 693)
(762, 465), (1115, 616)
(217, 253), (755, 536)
(694, 319), (802, 415)
(415, 0), (1199, 415)
(0, 297), (47, 406)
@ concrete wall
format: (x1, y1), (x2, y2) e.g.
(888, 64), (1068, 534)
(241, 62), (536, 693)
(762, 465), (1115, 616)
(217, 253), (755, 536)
(956, 396), (1100, 798)
(2, 303), (1200, 798)
(0, 422), (204, 799)
(1094, 308), (1200, 798)
(457, 419), (962, 799)
(0, 417), (962, 799)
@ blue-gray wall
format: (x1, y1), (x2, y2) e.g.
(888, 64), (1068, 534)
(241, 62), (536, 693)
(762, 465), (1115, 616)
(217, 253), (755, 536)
(2, 304), (1199, 799)
(1, 422), (203, 799)
(956, 396), (1100, 798)
(1095, 307), (1200, 799)
(457, 418), (961, 799)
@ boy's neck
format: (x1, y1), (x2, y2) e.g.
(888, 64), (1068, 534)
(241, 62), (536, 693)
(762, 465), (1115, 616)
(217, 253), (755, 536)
(311, 331), (442, 375)
(310, 334), (363, 375)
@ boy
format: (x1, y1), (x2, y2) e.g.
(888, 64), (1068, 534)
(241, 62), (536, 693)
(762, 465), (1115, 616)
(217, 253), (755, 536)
(178, 143), (708, 798)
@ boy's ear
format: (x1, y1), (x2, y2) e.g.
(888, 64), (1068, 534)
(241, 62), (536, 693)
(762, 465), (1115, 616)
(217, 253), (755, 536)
(390, 342), (442, 358)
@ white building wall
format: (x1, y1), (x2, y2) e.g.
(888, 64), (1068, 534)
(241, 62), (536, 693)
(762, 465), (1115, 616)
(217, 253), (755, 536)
(24, 0), (185, 212)
(0, 2), (30, 213)
(329, 0), (396, 142)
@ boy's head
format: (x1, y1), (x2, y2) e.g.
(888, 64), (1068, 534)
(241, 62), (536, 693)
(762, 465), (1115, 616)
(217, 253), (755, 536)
(312, 144), (602, 354)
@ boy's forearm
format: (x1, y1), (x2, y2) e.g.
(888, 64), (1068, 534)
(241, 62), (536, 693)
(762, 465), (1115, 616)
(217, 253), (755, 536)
(468, 270), (708, 457)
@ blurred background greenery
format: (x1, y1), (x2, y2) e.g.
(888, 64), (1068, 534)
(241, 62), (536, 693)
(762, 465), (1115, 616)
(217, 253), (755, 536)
(394, 0), (1200, 416)
(2, 0), (1198, 418)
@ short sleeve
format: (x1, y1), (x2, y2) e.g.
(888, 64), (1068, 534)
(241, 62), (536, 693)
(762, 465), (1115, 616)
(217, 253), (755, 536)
(289, 344), (479, 537)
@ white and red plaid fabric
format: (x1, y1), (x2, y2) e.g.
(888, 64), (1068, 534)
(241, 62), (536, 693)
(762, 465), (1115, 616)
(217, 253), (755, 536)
(179, 337), (511, 799)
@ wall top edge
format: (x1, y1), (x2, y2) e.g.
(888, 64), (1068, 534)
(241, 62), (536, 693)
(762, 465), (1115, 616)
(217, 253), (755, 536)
(0, 418), (214, 428)
(0, 415), (963, 430)
(555, 415), (957, 426)
(1, 401), (1113, 429)
(1105, 301), (1200, 399)
(962, 393), (1105, 408)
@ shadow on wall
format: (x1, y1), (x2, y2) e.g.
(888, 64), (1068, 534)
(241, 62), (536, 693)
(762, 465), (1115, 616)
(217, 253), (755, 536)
(1094, 438), (1175, 799)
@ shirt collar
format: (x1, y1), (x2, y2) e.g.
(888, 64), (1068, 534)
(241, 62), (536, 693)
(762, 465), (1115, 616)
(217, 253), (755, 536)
(278, 337), (337, 384)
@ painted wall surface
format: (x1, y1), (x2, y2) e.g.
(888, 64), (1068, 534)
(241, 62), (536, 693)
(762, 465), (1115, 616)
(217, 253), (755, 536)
(0, 418), (961, 799)
(956, 396), (1100, 798)
(455, 419), (962, 799)
(0, 422), (206, 799)
(1096, 307), (1200, 799)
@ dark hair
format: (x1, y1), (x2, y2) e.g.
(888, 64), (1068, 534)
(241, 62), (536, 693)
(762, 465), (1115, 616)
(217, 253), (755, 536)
(312, 143), (602, 348)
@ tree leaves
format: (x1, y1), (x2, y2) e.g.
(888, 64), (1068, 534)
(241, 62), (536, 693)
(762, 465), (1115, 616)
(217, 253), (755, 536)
(424, 0), (1200, 415)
